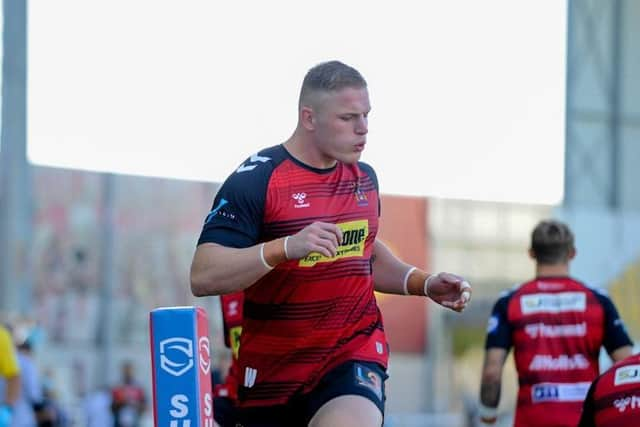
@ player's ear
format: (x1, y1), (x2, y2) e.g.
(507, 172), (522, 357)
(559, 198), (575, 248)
(568, 246), (576, 260)
(300, 106), (316, 131)
(528, 248), (536, 260)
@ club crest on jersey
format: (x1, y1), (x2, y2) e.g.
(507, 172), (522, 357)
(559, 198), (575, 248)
(292, 192), (310, 208)
(355, 189), (368, 207)
(299, 220), (369, 267)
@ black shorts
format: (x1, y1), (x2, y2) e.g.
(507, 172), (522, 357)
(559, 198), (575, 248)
(214, 396), (236, 427)
(235, 360), (388, 427)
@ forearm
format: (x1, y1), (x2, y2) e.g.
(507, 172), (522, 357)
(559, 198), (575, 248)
(478, 348), (507, 423)
(372, 239), (433, 296)
(190, 239), (287, 296)
(479, 378), (501, 408)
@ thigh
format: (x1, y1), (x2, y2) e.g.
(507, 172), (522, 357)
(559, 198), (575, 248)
(308, 395), (383, 427)
(213, 397), (235, 427)
(304, 360), (387, 427)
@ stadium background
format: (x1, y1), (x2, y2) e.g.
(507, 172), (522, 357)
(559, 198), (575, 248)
(1, 1), (640, 426)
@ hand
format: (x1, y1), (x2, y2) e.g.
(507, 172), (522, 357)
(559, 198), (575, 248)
(425, 272), (472, 312)
(285, 222), (343, 259)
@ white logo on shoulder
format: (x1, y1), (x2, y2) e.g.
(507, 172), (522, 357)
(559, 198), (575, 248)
(487, 315), (499, 333)
(520, 292), (586, 314)
(292, 192), (310, 208)
(614, 364), (640, 386)
(236, 153), (271, 173)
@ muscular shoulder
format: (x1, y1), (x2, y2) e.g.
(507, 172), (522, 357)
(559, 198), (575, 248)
(357, 161), (379, 190)
(225, 145), (288, 186)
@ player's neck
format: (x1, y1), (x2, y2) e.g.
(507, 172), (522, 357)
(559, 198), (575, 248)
(283, 132), (337, 170)
(535, 263), (570, 278)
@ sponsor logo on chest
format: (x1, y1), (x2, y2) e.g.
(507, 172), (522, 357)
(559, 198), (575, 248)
(524, 322), (587, 339)
(528, 354), (589, 371)
(520, 292), (586, 315)
(614, 364), (640, 386)
(299, 220), (369, 267)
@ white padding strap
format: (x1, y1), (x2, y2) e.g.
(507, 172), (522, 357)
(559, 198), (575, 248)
(283, 236), (291, 260)
(402, 266), (417, 295)
(424, 274), (437, 297)
(260, 243), (274, 270)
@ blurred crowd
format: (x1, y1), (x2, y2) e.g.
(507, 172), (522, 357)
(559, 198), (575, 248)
(0, 319), (147, 427)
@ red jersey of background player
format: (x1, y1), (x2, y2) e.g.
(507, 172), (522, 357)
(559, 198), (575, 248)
(578, 353), (640, 427)
(485, 277), (633, 427)
(198, 144), (388, 408)
(214, 292), (244, 401)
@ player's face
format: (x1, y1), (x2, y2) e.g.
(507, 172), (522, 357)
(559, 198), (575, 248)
(313, 87), (370, 165)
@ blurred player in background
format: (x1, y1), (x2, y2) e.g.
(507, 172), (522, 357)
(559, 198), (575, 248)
(213, 292), (244, 427)
(478, 219), (633, 427)
(110, 361), (146, 427)
(0, 323), (21, 427)
(577, 351), (640, 427)
(191, 60), (472, 427)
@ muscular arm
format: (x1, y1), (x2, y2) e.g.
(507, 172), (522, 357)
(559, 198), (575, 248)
(371, 239), (415, 294)
(479, 348), (508, 411)
(610, 345), (633, 362)
(191, 222), (343, 296)
(371, 239), (471, 312)
(190, 241), (283, 296)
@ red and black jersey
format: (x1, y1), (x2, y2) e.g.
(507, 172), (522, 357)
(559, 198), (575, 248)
(198, 144), (388, 407)
(578, 354), (640, 427)
(485, 277), (633, 427)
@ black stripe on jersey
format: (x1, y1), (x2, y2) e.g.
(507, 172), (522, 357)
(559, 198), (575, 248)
(238, 381), (303, 401)
(244, 299), (337, 320)
(283, 178), (369, 194)
(518, 371), (593, 386)
(265, 212), (377, 236)
(592, 389), (638, 412)
(244, 295), (375, 323)
(292, 259), (371, 279)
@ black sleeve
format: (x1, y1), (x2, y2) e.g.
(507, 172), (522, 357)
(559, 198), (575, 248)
(576, 377), (598, 427)
(197, 152), (274, 248)
(485, 293), (512, 350)
(358, 161), (381, 216)
(594, 291), (634, 354)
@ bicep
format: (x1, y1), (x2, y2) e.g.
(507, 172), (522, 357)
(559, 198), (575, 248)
(598, 293), (634, 355)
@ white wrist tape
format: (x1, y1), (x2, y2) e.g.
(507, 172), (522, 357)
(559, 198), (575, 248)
(402, 266), (417, 295)
(477, 402), (498, 420)
(424, 274), (437, 297)
(283, 236), (291, 260)
(259, 243), (274, 270)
